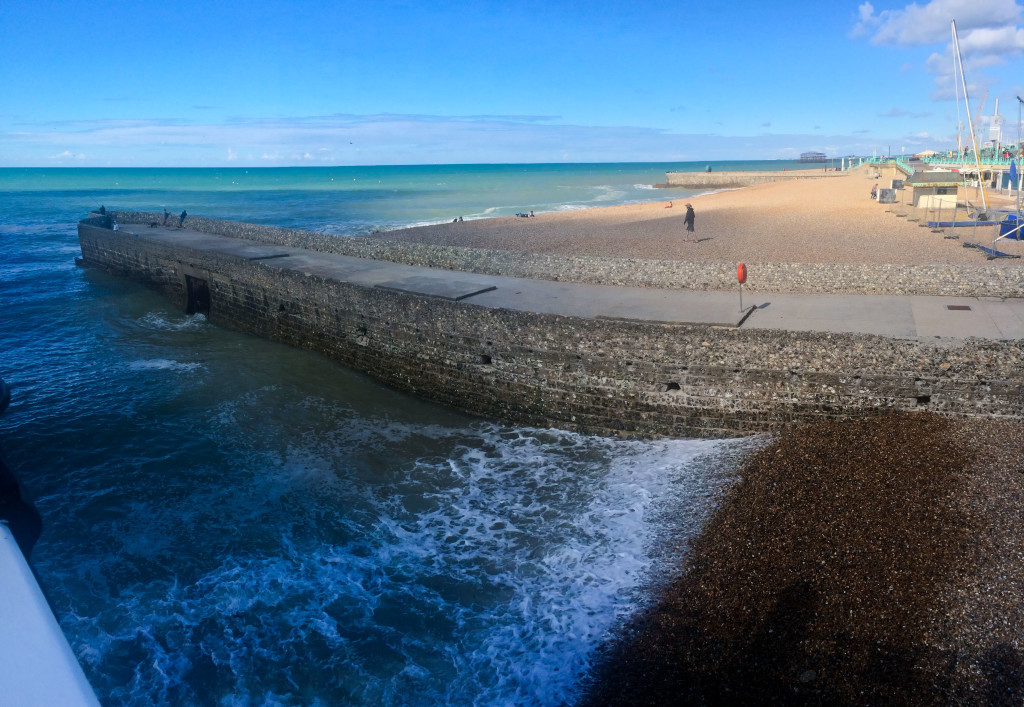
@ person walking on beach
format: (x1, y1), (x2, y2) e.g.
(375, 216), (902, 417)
(683, 203), (696, 241)
(162, 209), (170, 226)
(178, 210), (187, 227)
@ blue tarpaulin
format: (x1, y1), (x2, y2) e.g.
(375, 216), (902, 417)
(1000, 214), (1021, 240)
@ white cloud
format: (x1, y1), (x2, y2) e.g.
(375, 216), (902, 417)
(854, 0), (1023, 102)
(858, 1), (876, 24)
(48, 150), (85, 160)
(854, 0), (1021, 46)
(957, 24), (1024, 54)
(0, 113), (942, 166)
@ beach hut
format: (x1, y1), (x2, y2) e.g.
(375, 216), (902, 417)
(904, 171), (961, 209)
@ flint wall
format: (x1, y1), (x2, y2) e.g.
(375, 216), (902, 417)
(78, 220), (1024, 439)
(106, 211), (1024, 299)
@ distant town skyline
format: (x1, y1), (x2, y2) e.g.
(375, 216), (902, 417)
(1, 0), (1022, 167)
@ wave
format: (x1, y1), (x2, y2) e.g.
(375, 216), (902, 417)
(52, 411), (742, 706)
(136, 312), (208, 331)
(127, 359), (204, 373)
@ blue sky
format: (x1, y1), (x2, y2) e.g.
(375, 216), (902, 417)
(1, 0), (1022, 166)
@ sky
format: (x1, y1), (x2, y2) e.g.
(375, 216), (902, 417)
(1, 0), (1022, 167)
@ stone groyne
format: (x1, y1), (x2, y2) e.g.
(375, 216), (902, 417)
(663, 170), (845, 189)
(78, 214), (1023, 439)
(107, 211), (1024, 298)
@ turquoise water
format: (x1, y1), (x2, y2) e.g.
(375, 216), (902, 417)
(0, 163), (756, 705)
(1, 160), (814, 234)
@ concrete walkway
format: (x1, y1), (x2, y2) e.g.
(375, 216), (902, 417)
(135, 225), (1024, 341)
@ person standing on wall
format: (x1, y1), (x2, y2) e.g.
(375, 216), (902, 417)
(683, 203), (696, 242)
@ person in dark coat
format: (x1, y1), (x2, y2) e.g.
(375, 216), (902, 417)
(178, 210), (187, 227)
(683, 203), (695, 241)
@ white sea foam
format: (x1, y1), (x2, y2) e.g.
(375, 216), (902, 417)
(56, 416), (741, 706)
(127, 359), (204, 373)
(137, 311), (208, 331)
(576, 185), (625, 204)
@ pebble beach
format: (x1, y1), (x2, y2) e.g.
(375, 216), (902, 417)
(371, 168), (1023, 266)
(373, 169), (1024, 704)
(363, 168), (1023, 298)
(580, 413), (1024, 705)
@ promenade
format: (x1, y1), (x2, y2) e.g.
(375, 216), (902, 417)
(137, 224), (1024, 340)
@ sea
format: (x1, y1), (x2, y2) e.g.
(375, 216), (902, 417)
(0, 160), (795, 706)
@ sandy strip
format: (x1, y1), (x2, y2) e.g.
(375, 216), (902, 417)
(371, 169), (1023, 267)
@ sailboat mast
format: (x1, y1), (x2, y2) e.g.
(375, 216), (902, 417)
(952, 19), (989, 213)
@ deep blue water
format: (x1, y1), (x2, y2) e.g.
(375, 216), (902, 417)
(0, 163), (753, 705)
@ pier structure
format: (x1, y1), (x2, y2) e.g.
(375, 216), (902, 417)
(78, 212), (1024, 439)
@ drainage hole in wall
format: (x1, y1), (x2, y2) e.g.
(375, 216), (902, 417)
(665, 381), (681, 392)
(479, 354), (492, 365)
(916, 395), (931, 405)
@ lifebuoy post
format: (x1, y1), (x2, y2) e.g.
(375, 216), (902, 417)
(737, 263), (747, 312)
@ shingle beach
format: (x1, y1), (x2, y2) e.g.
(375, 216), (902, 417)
(371, 168), (1022, 267)
(580, 413), (1024, 705)
(376, 168), (1024, 704)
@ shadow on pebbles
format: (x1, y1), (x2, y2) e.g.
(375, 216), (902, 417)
(581, 411), (1024, 706)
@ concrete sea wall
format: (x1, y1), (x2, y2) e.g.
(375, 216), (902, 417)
(79, 217), (1024, 439)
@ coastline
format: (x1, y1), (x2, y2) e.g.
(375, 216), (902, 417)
(74, 169), (1023, 701)
(579, 412), (1024, 704)
(107, 168), (1024, 297)
(363, 169), (1024, 702)
(368, 169), (1023, 266)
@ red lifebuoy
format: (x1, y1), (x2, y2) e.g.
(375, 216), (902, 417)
(738, 263), (747, 284)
